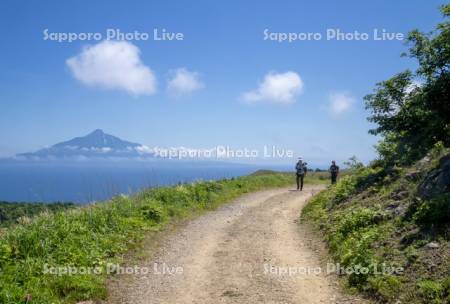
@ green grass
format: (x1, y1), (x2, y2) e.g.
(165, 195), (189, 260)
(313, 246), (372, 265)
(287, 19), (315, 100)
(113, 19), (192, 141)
(301, 151), (450, 303)
(0, 202), (76, 228)
(302, 171), (332, 184)
(0, 171), (293, 304)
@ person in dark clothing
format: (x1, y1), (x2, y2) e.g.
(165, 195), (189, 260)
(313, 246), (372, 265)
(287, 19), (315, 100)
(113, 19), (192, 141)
(329, 160), (339, 184)
(295, 158), (308, 191)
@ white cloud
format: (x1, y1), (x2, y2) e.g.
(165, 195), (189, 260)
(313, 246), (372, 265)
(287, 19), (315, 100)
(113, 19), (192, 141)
(66, 40), (157, 96)
(327, 92), (355, 117)
(135, 145), (154, 155)
(167, 68), (204, 96)
(241, 71), (303, 105)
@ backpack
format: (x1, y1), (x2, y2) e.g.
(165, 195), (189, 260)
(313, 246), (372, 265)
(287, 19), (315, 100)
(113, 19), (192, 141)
(330, 165), (339, 174)
(296, 162), (306, 175)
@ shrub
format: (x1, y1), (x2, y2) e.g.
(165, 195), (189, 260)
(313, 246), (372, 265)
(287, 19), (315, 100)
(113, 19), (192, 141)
(413, 194), (450, 227)
(417, 280), (445, 303)
(336, 208), (384, 237)
(328, 166), (384, 206)
(141, 200), (167, 223)
(368, 275), (403, 301)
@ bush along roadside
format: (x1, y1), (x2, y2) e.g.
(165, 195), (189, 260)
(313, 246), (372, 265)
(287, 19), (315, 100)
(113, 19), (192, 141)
(301, 150), (450, 304)
(0, 171), (293, 304)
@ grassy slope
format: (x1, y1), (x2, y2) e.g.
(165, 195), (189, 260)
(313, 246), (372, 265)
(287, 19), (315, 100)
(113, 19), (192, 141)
(301, 151), (450, 303)
(0, 202), (76, 228)
(0, 171), (302, 304)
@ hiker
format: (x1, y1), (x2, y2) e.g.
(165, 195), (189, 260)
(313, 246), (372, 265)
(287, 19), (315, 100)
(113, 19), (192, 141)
(295, 158), (307, 191)
(329, 160), (339, 184)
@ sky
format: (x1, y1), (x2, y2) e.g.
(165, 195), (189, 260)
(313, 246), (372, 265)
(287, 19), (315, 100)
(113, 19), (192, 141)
(0, 0), (445, 165)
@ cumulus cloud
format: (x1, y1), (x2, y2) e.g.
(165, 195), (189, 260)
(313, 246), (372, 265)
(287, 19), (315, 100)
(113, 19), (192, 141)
(66, 40), (157, 96)
(167, 68), (204, 97)
(327, 92), (355, 117)
(241, 71), (303, 105)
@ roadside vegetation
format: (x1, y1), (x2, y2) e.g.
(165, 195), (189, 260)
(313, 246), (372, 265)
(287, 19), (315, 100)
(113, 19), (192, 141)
(0, 202), (75, 228)
(302, 5), (450, 304)
(0, 171), (294, 303)
(302, 145), (449, 303)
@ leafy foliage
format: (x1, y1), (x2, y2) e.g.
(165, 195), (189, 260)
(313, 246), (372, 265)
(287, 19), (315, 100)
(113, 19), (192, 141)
(413, 194), (450, 227)
(417, 280), (447, 304)
(364, 5), (450, 166)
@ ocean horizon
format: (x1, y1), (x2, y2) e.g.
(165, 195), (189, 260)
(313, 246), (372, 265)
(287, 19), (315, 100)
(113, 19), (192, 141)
(0, 160), (292, 204)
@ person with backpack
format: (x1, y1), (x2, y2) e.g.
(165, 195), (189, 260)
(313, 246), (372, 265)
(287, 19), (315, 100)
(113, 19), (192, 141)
(329, 160), (339, 184)
(295, 157), (308, 191)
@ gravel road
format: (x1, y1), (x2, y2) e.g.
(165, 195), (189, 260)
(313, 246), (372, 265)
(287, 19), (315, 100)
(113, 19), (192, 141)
(107, 186), (367, 304)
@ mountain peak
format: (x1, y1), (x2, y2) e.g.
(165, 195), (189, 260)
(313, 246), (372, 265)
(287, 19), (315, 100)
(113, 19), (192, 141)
(16, 130), (151, 159)
(90, 129), (105, 135)
(52, 130), (140, 149)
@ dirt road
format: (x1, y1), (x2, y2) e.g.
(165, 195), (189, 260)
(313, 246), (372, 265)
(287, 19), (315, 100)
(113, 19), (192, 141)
(108, 186), (366, 304)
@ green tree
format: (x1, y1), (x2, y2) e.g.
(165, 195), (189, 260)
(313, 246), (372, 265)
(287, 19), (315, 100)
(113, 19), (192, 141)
(364, 5), (450, 166)
(344, 156), (364, 170)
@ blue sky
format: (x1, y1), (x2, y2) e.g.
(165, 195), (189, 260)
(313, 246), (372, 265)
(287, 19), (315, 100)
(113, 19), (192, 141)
(0, 0), (445, 164)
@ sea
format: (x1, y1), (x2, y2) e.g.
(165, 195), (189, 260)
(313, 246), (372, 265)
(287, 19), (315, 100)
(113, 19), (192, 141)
(0, 160), (290, 204)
